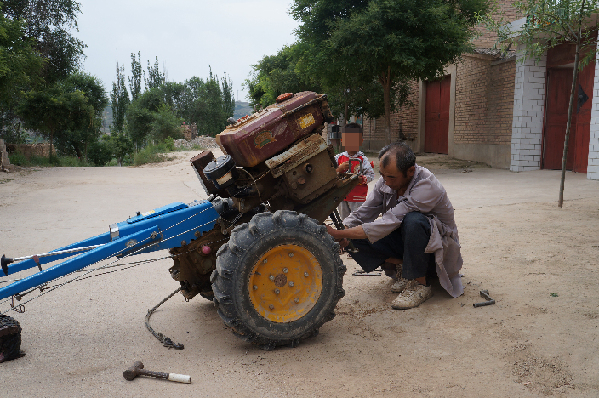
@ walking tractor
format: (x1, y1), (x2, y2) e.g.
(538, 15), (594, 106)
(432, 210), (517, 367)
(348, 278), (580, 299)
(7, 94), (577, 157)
(0, 92), (363, 358)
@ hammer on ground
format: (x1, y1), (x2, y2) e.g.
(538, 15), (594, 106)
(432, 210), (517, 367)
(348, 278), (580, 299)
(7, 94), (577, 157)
(123, 361), (191, 384)
(473, 289), (495, 307)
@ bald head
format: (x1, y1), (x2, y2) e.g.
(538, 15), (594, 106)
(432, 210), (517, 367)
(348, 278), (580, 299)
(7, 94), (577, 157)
(379, 142), (415, 177)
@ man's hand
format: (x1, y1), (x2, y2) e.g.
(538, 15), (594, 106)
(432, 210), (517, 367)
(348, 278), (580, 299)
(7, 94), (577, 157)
(326, 224), (368, 241)
(326, 225), (350, 250)
(326, 224), (341, 239)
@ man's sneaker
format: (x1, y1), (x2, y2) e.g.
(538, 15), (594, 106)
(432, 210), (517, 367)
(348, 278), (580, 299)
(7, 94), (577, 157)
(390, 277), (409, 293)
(391, 281), (433, 310)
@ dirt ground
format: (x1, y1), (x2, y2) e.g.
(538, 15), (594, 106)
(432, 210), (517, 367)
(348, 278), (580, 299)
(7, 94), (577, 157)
(1, 151), (598, 397)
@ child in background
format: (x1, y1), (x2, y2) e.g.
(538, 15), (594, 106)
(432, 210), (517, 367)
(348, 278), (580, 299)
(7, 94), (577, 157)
(334, 123), (375, 220)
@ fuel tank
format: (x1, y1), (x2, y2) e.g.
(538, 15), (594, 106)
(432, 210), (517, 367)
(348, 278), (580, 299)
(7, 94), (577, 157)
(216, 92), (332, 168)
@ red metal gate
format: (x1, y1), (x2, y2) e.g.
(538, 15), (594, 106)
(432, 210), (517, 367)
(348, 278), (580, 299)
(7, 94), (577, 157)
(544, 68), (576, 170)
(425, 75), (450, 154)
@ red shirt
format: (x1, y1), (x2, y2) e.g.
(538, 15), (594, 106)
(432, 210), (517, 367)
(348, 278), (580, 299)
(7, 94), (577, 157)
(337, 154), (368, 202)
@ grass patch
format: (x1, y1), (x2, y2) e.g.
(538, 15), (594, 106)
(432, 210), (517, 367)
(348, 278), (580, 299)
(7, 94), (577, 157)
(174, 144), (205, 152)
(133, 139), (177, 166)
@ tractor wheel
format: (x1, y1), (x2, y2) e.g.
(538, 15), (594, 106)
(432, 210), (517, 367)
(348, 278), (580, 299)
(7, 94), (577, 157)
(0, 314), (24, 362)
(211, 210), (346, 350)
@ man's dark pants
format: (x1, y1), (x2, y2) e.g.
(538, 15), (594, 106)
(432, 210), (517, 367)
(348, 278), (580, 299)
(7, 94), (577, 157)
(349, 212), (436, 281)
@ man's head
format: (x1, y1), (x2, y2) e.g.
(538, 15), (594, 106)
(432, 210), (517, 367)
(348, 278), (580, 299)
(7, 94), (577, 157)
(341, 122), (363, 153)
(378, 142), (416, 191)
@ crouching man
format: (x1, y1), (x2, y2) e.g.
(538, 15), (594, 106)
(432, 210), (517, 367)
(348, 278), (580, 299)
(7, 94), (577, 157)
(326, 142), (464, 309)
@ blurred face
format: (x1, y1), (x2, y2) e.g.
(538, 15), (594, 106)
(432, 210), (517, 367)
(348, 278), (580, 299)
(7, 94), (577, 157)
(342, 131), (363, 152)
(379, 156), (415, 192)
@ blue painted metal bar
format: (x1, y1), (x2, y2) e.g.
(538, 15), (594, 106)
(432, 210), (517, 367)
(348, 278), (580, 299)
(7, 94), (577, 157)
(7, 234), (112, 275)
(0, 226), (158, 300)
(0, 200), (219, 301)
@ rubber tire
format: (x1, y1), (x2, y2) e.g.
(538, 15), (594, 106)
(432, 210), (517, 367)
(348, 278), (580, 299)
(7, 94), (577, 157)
(0, 315), (23, 362)
(211, 210), (345, 349)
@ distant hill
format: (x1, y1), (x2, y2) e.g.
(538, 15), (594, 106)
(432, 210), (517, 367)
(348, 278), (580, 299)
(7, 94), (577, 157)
(234, 101), (253, 119)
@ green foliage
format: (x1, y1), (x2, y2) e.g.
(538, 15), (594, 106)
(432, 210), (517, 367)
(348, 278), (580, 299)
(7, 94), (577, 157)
(150, 104), (183, 141)
(145, 56), (165, 90)
(110, 130), (134, 166)
(0, 9), (42, 106)
(18, 82), (95, 156)
(244, 43), (320, 109)
(111, 63), (129, 133)
(133, 138), (175, 166)
(2, 0), (86, 84)
(54, 71), (108, 158)
(178, 70), (235, 136)
(87, 136), (112, 166)
(128, 51), (143, 101)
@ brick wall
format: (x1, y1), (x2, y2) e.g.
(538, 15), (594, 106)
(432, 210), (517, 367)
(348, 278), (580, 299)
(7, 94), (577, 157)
(362, 80), (420, 147)
(13, 143), (55, 158)
(473, 0), (524, 48)
(454, 55), (516, 146)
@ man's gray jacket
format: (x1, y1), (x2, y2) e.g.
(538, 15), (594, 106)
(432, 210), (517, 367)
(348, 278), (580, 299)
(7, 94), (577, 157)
(344, 164), (464, 297)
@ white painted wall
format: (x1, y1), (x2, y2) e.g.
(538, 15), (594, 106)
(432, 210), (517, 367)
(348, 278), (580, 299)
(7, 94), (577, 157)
(588, 34), (599, 180)
(510, 44), (547, 172)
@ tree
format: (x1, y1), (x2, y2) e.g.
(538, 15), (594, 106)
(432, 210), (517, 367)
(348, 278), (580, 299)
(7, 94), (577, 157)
(244, 44), (317, 109)
(128, 51), (143, 101)
(150, 104), (183, 142)
(110, 130), (133, 167)
(56, 72), (108, 158)
(2, 0), (86, 84)
(292, 0), (488, 143)
(0, 8), (43, 142)
(111, 63), (129, 133)
(145, 56), (165, 90)
(19, 83), (94, 157)
(126, 87), (163, 148)
(487, 0), (598, 207)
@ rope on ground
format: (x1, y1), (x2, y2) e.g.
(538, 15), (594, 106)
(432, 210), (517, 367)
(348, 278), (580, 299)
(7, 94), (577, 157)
(144, 287), (185, 350)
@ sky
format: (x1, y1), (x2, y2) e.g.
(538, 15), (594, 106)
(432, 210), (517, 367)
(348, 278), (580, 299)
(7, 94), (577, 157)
(75, 0), (300, 103)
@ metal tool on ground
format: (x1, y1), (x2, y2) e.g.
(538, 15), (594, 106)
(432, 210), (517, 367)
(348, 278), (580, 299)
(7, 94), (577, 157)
(473, 289), (495, 307)
(123, 361), (191, 384)
(352, 268), (382, 277)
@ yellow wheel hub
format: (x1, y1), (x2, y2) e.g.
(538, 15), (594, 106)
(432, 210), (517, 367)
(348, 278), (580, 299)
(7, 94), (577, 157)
(248, 244), (323, 322)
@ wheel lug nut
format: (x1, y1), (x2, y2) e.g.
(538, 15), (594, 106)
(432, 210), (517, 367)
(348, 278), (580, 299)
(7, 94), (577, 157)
(275, 289), (280, 294)
(289, 253), (294, 258)
(263, 259), (267, 264)
(289, 282), (294, 287)
(269, 304), (274, 310)
(269, 275), (274, 281)
(304, 272), (309, 277)
(294, 298), (299, 303)
(283, 268), (288, 273)
(253, 285), (258, 290)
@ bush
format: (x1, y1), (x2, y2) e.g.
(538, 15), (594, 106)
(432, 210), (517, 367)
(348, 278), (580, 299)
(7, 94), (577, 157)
(133, 138), (176, 166)
(8, 152), (29, 166)
(88, 139), (113, 166)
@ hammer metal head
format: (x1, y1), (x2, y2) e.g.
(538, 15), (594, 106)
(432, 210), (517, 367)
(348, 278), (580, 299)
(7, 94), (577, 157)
(123, 361), (144, 381)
